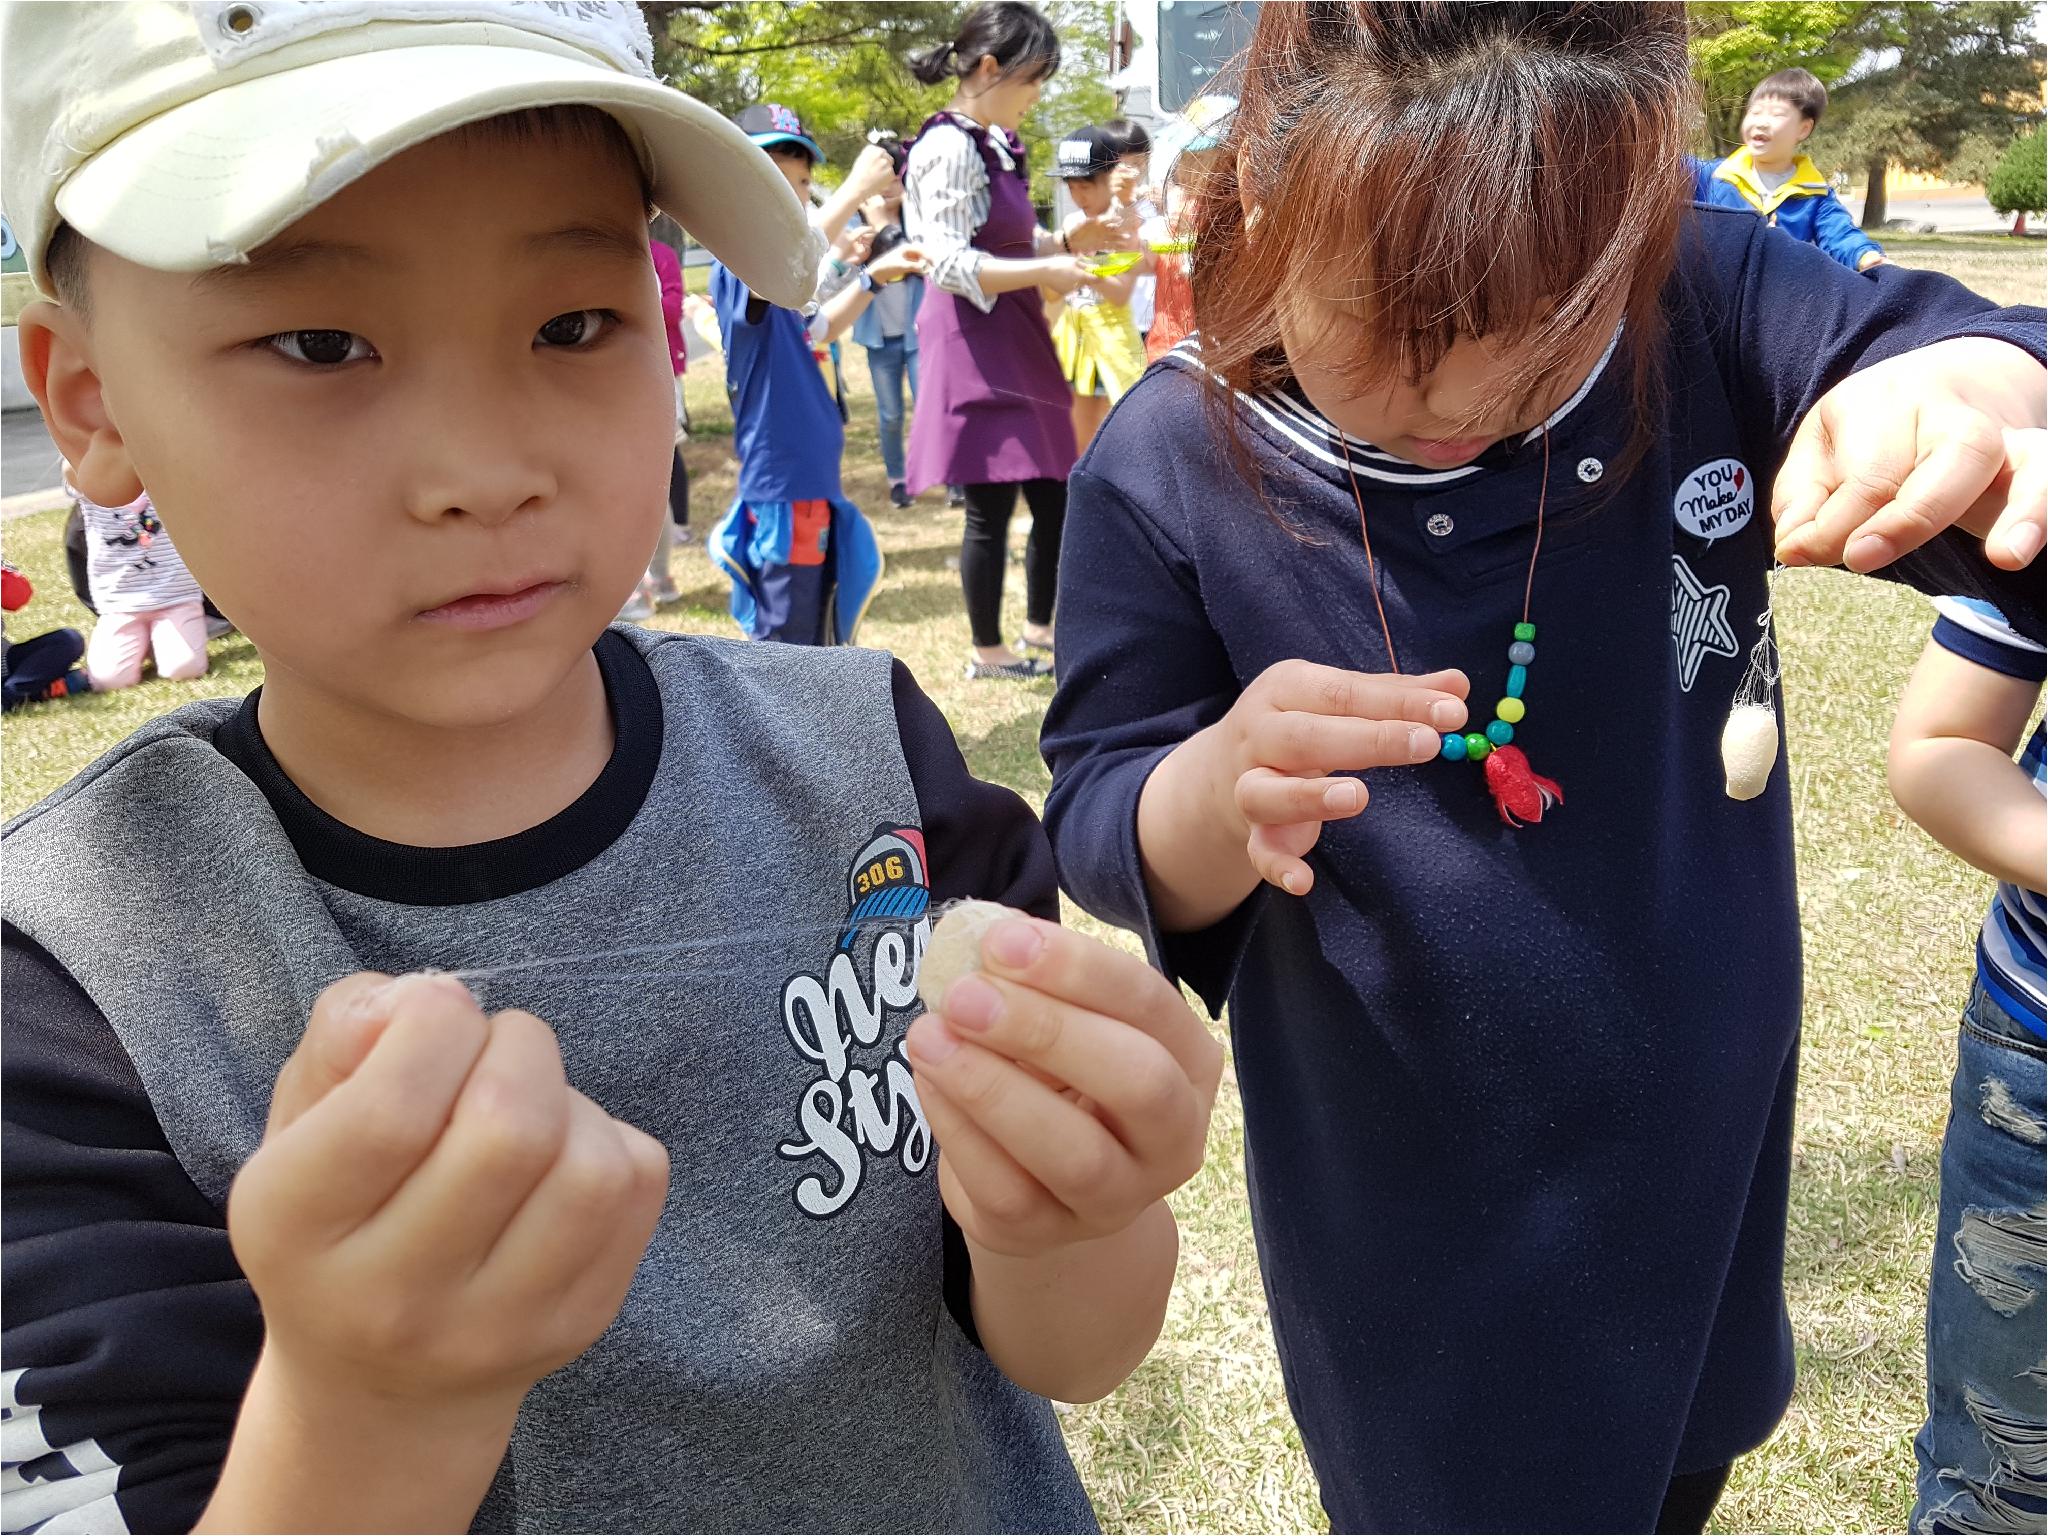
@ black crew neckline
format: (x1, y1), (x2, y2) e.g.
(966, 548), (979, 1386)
(214, 629), (662, 907)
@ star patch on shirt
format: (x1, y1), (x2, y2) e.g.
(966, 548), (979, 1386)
(1671, 554), (1739, 692)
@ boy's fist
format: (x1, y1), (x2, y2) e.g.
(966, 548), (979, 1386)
(229, 973), (669, 1407)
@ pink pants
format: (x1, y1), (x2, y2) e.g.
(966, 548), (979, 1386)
(86, 602), (209, 690)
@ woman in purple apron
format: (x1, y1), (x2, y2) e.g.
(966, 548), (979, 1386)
(904, 2), (1093, 680)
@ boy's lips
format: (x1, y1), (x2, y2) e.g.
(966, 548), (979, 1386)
(417, 579), (568, 631)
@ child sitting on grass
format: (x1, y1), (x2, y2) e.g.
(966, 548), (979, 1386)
(0, 6), (1218, 1532)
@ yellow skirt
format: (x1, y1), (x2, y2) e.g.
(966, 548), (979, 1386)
(1053, 300), (1146, 402)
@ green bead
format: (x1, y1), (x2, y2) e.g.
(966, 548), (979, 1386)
(1486, 719), (1515, 746)
(1463, 733), (1492, 761)
(1507, 663), (1528, 698)
(1514, 622), (1537, 642)
(1496, 696), (1526, 724)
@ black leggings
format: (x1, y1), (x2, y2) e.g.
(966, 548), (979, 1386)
(668, 447), (690, 529)
(960, 478), (1066, 648)
(1654, 1462), (1731, 1534)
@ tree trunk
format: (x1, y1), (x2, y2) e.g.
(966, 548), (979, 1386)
(2015, 211), (2028, 237)
(1860, 157), (1889, 230)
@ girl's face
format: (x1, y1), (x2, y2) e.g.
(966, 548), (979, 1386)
(1279, 297), (1623, 470)
(960, 54), (1048, 131)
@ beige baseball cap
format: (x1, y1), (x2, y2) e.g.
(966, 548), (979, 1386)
(0, 0), (824, 306)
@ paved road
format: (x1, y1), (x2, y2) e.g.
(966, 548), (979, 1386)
(1843, 191), (2006, 234)
(3, 406), (63, 501)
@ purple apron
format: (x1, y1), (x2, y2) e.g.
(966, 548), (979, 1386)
(904, 113), (1077, 495)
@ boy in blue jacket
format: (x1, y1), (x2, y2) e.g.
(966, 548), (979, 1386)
(1694, 68), (1886, 273)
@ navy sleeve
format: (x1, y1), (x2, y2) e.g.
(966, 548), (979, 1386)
(1693, 206), (2046, 639)
(2, 926), (256, 1536)
(891, 659), (1058, 922)
(1930, 597), (2048, 684)
(1038, 468), (1265, 1017)
(890, 660), (1060, 1347)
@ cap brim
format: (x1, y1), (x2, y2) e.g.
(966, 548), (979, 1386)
(55, 41), (824, 309)
(749, 131), (823, 164)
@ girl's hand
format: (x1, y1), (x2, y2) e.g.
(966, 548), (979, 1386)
(1040, 254), (1093, 296)
(1214, 660), (1470, 896)
(229, 973), (670, 1413)
(833, 225), (877, 266)
(1774, 337), (2048, 573)
(906, 916), (1222, 1259)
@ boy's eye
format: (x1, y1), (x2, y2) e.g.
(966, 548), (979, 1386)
(266, 329), (374, 366)
(537, 310), (616, 348)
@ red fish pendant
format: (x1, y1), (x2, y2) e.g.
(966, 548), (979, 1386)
(1482, 745), (1564, 828)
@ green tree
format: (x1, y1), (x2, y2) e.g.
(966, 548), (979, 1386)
(1986, 125), (2046, 231)
(1687, 2), (1873, 154)
(1806, 1), (2042, 229)
(639, 0), (1115, 208)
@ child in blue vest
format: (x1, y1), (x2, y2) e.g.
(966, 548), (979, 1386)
(1694, 67), (1886, 272)
(0, 9), (1220, 1531)
(1888, 598), (2045, 1533)
(1040, 5), (2044, 1531)
(709, 103), (922, 644)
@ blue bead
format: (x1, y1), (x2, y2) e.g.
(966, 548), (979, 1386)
(1506, 663), (1528, 699)
(1486, 719), (1515, 746)
(1508, 641), (1536, 666)
(1440, 732), (1468, 762)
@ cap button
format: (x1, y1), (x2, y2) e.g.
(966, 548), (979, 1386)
(1426, 513), (1455, 538)
(1576, 456), (1603, 484)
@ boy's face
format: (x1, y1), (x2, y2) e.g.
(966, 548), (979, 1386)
(768, 147), (815, 204)
(1740, 93), (1813, 169)
(32, 126), (672, 732)
(1120, 151), (1150, 188)
(1067, 172), (1113, 217)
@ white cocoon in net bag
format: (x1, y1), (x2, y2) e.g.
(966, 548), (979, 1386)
(918, 900), (1016, 1014)
(1721, 702), (1779, 801)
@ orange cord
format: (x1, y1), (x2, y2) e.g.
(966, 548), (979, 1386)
(1339, 426), (1550, 672)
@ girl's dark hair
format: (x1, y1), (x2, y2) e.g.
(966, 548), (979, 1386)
(1102, 117), (1152, 157)
(1190, 2), (1693, 488)
(908, 1), (1061, 88)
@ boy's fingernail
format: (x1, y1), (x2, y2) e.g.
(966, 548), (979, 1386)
(984, 919), (1043, 969)
(1324, 781), (1361, 814)
(1409, 726), (1439, 758)
(1846, 534), (1888, 568)
(343, 980), (399, 1022)
(1430, 700), (1464, 729)
(2005, 523), (2044, 564)
(907, 1015), (961, 1064)
(943, 975), (1003, 1032)
(1280, 869), (1306, 895)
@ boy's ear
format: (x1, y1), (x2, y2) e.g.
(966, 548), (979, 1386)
(1795, 116), (1816, 146)
(16, 301), (144, 507)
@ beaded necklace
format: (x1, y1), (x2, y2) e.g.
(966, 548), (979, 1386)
(1339, 427), (1565, 828)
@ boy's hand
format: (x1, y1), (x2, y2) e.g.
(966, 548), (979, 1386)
(1211, 660), (1469, 896)
(842, 144), (901, 206)
(906, 918), (1222, 1258)
(1774, 337), (2048, 573)
(866, 245), (928, 285)
(229, 973), (670, 1413)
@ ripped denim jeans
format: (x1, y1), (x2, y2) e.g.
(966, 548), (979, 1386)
(1912, 979), (2046, 1534)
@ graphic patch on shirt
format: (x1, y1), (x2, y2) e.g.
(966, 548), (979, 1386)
(1673, 456), (1753, 543)
(1671, 554), (1739, 692)
(776, 826), (935, 1219)
(2, 1368), (130, 1534)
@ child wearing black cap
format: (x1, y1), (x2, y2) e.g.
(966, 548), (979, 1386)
(1047, 123), (1146, 454)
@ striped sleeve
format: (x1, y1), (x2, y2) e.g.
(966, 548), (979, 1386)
(1931, 596), (2048, 682)
(903, 124), (995, 314)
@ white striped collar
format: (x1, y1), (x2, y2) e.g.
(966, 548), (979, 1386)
(1168, 324), (1623, 484)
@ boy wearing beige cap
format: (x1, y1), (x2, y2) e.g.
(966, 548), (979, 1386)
(0, 5), (1220, 1532)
